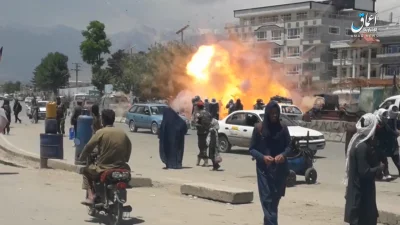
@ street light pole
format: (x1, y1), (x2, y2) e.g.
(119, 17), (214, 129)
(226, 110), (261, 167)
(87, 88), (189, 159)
(71, 63), (82, 88)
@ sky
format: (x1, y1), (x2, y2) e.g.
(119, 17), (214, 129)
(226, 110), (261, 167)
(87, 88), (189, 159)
(0, 0), (399, 34)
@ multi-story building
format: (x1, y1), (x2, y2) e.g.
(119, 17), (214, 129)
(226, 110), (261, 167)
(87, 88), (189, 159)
(224, 1), (382, 84)
(376, 25), (400, 78)
(330, 25), (400, 83)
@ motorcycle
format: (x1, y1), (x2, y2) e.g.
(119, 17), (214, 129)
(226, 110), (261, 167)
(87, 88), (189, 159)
(84, 152), (132, 225)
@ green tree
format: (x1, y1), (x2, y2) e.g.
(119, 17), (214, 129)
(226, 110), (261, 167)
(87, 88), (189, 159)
(32, 52), (70, 94)
(92, 68), (112, 95)
(116, 52), (149, 94)
(107, 49), (129, 78)
(80, 20), (112, 71)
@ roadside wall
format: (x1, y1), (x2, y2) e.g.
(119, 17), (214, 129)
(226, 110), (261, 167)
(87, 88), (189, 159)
(300, 120), (355, 143)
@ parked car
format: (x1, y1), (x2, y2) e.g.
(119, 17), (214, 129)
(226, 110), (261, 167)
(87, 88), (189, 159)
(218, 110), (326, 155)
(125, 103), (191, 135)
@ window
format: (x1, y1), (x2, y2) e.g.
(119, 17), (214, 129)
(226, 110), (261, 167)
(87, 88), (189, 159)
(38, 102), (47, 107)
(244, 113), (260, 127)
(296, 12), (307, 20)
(282, 14), (292, 21)
(304, 27), (318, 36)
(345, 29), (353, 36)
(287, 28), (300, 39)
(150, 106), (167, 115)
(271, 15), (279, 22)
(313, 20), (317, 25)
(256, 31), (267, 41)
(287, 64), (301, 75)
(136, 106), (145, 114)
(226, 113), (246, 125)
(304, 63), (317, 71)
(380, 99), (395, 109)
(296, 22), (300, 27)
(129, 105), (138, 113)
(271, 30), (281, 40)
(281, 106), (302, 114)
(314, 11), (321, 17)
(304, 21), (308, 26)
(329, 26), (340, 34)
(287, 47), (300, 57)
(250, 17), (256, 25)
(271, 48), (281, 58)
(280, 114), (299, 126)
(387, 45), (400, 54)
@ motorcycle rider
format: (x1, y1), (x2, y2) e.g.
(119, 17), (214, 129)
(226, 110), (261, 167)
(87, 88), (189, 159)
(253, 99), (265, 110)
(79, 109), (132, 205)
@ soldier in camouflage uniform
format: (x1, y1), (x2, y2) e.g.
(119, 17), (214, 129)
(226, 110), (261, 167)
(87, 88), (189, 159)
(56, 97), (67, 135)
(195, 100), (212, 167)
(191, 96), (201, 130)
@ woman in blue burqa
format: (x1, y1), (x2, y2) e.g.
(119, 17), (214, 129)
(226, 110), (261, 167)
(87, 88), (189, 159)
(158, 107), (187, 169)
(249, 101), (291, 225)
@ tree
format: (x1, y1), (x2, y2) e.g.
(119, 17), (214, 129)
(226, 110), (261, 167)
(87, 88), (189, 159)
(116, 52), (149, 94)
(2, 81), (21, 93)
(92, 68), (112, 95)
(32, 52), (70, 94)
(80, 20), (112, 71)
(107, 49), (129, 78)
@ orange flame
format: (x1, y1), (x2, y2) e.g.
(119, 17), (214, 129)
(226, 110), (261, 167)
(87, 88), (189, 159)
(184, 42), (292, 117)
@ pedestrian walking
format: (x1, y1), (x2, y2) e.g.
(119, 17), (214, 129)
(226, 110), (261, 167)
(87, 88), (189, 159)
(344, 113), (383, 225)
(209, 98), (219, 120)
(71, 101), (83, 138)
(91, 104), (102, 134)
(56, 97), (67, 135)
(249, 101), (291, 225)
(207, 118), (222, 171)
(13, 99), (22, 123)
(195, 100), (212, 166)
(2, 100), (12, 134)
(158, 107), (187, 169)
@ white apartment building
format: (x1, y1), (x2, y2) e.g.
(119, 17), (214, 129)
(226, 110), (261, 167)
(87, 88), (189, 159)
(224, 1), (380, 84)
(330, 24), (400, 83)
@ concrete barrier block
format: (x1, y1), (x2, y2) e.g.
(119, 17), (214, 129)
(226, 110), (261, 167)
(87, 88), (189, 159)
(129, 177), (153, 188)
(180, 182), (253, 204)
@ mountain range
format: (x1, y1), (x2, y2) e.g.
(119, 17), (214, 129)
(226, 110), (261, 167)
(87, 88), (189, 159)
(0, 24), (226, 83)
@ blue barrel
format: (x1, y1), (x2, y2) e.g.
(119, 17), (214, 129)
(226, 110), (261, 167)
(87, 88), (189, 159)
(69, 127), (75, 140)
(45, 118), (58, 134)
(75, 115), (93, 165)
(40, 133), (64, 159)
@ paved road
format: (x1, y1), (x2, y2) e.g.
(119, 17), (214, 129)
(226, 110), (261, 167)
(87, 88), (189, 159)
(1, 102), (400, 215)
(0, 159), (348, 225)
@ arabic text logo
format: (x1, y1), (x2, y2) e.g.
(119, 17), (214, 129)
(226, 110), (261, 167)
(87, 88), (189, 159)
(351, 12), (377, 34)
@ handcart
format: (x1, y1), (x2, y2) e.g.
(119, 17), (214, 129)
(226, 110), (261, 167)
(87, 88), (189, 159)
(286, 131), (318, 187)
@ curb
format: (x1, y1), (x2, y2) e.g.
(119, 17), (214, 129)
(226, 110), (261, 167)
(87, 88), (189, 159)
(0, 143), (152, 188)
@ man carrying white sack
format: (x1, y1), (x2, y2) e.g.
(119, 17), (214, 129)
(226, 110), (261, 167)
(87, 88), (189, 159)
(0, 108), (9, 134)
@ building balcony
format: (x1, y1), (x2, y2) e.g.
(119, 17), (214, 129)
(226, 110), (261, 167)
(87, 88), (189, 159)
(332, 58), (379, 66)
(377, 52), (400, 58)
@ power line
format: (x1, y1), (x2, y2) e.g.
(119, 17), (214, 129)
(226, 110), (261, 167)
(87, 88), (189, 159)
(71, 63), (82, 88)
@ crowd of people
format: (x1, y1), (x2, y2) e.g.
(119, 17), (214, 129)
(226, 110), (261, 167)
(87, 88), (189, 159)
(2, 93), (400, 225)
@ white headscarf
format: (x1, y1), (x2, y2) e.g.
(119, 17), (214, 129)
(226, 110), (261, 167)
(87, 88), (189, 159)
(388, 104), (399, 119)
(375, 108), (388, 122)
(344, 113), (378, 186)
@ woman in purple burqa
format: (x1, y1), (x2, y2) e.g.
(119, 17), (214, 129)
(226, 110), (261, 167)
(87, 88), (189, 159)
(158, 107), (187, 169)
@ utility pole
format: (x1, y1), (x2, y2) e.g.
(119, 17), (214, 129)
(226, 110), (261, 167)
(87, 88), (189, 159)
(176, 25), (190, 43)
(71, 63), (82, 88)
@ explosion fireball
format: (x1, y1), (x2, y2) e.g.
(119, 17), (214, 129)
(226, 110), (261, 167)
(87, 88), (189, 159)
(177, 41), (293, 117)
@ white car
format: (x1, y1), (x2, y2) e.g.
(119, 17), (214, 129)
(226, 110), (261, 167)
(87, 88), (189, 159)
(218, 110), (325, 155)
